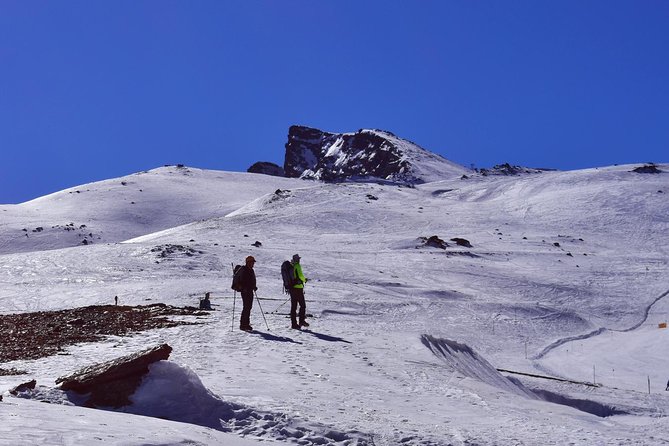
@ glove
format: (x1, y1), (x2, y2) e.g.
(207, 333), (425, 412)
(254, 287), (258, 291)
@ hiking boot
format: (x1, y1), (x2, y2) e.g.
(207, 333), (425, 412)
(299, 321), (310, 327)
(291, 324), (301, 330)
(240, 325), (253, 331)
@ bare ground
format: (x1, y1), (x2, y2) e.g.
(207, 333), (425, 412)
(0, 304), (209, 372)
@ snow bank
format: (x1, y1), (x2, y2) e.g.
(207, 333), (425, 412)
(124, 360), (233, 429)
(121, 361), (370, 445)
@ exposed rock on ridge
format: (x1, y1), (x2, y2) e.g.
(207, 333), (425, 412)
(283, 125), (469, 184)
(248, 161), (285, 177)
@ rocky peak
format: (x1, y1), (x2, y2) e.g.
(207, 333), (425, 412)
(283, 125), (468, 184)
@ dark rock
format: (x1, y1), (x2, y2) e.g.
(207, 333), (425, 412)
(632, 164), (662, 174)
(477, 163), (547, 176)
(248, 162), (285, 177)
(252, 241), (262, 247)
(421, 236), (448, 249)
(366, 194), (378, 201)
(553, 242), (561, 247)
(9, 379), (36, 396)
(56, 344), (172, 408)
(283, 125), (467, 184)
(450, 238), (473, 248)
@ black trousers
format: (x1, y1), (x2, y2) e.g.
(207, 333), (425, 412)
(289, 287), (306, 326)
(240, 290), (254, 328)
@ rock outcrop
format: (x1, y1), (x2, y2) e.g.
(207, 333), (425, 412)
(284, 125), (469, 184)
(248, 161), (285, 177)
(56, 344), (172, 408)
(632, 163), (663, 174)
(478, 163), (547, 176)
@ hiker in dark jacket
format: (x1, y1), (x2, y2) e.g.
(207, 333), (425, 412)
(238, 256), (257, 331)
(289, 254), (309, 329)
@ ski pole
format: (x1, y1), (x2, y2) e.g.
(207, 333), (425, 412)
(254, 291), (270, 331)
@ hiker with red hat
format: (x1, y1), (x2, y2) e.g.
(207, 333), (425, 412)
(237, 255), (257, 331)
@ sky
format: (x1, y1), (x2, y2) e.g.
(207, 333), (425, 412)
(1, 1), (667, 204)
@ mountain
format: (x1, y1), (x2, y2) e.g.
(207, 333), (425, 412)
(0, 165), (303, 255)
(1, 162), (668, 445)
(283, 125), (470, 183)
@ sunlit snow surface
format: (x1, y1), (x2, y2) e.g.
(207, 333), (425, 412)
(1, 164), (669, 445)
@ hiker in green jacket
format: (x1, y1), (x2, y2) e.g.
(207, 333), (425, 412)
(290, 254), (309, 329)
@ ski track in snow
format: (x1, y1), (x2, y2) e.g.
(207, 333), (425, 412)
(534, 288), (669, 361)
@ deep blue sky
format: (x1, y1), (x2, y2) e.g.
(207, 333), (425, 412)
(1, 1), (668, 204)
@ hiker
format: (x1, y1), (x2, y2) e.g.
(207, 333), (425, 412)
(199, 292), (212, 310)
(666, 378), (669, 391)
(289, 254), (309, 329)
(237, 256), (257, 331)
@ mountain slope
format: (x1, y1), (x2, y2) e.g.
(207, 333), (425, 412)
(1, 163), (668, 445)
(0, 165), (305, 255)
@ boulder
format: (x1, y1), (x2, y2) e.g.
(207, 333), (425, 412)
(450, 238), (473, 248)
(248, 161), (285, 177)
(56, 344), (172, 408)
(422, 236), (448, 249)
(9, 379), (36, 396)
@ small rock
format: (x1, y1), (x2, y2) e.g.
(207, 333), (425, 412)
(450, 238), (473, 248)
(10, 379), (36, 396)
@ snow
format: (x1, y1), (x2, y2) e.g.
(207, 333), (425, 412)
(1, 163), (669, 445)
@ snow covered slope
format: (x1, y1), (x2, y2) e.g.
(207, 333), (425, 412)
(1, 163), (668, 445)
(0, 165), (304, 254)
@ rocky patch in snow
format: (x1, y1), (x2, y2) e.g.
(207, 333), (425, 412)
(151, 244), (203, 261)
(477, 163), (548, 176)
(21, 222), (100, 246)
(0, 304), (207, 362)
(631, 163), (663, 174)
(0, 367), (27, 376)
(418, 236), (473, 249)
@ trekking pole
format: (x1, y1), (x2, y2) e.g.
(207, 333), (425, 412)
(230, 263), (236, 331)
(271, 295), (291, 313)
(231, 291), (236, 331)
(254, 290), (270, 331)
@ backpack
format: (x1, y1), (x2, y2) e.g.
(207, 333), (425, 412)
(231, 264), (244, 292)
(281, 260), (295, 292)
